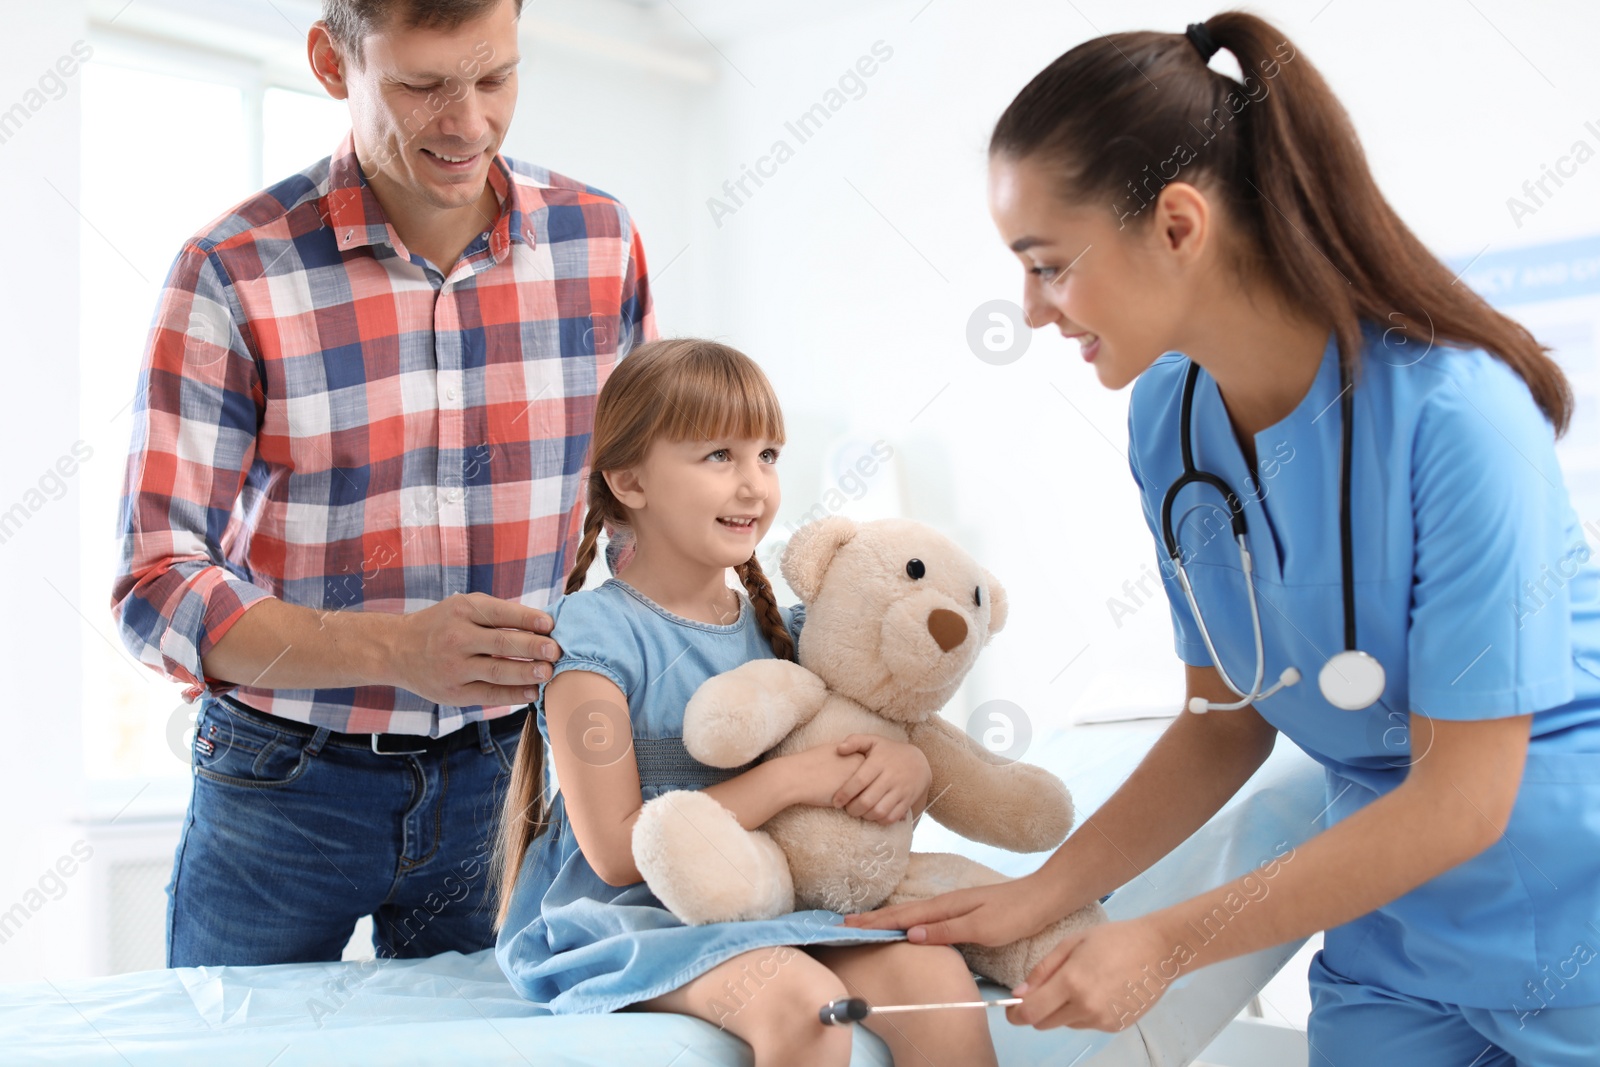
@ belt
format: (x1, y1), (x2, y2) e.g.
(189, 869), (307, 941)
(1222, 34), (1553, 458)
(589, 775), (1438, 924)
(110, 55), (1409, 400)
(219, 694), (528, 757)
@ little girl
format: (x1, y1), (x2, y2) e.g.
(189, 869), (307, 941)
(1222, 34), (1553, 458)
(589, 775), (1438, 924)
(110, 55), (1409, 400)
(493, 338), (1001, 1066)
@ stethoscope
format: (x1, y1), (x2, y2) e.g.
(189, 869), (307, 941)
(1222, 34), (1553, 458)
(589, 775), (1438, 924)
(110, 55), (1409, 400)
(1159, 360), (1386, 714)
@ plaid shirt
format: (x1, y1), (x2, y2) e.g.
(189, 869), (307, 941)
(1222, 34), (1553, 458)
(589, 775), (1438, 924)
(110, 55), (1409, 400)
(113, 132), (655, 736)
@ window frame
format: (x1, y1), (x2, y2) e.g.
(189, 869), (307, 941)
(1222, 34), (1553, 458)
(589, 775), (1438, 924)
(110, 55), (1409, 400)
(80, 22), (342, 789)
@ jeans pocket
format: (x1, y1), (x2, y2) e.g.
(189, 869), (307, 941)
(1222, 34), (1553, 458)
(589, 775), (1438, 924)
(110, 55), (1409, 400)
(490, 728), (522, 777)
(194, 701), (315, 790)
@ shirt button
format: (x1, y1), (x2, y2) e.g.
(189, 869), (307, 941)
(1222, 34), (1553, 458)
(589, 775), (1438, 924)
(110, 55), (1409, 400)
(444, 385), (459, 402)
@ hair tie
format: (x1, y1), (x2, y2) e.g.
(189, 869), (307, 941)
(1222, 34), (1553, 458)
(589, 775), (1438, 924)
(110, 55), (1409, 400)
(1185, 22), (1221, 63)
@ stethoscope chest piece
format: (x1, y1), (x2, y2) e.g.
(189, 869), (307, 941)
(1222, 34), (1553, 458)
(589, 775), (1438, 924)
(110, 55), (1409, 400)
(1318, 649), (1385, 711)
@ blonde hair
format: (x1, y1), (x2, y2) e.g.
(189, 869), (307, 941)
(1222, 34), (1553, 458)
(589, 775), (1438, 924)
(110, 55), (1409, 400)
(493, 338), (795, 926)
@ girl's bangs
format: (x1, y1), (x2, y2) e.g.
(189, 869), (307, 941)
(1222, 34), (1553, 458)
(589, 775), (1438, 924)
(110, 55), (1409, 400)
(656, 353), (786, 445)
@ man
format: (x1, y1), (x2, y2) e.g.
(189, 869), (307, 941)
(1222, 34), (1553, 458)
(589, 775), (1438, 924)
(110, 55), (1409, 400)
(112, 0), (653, 966)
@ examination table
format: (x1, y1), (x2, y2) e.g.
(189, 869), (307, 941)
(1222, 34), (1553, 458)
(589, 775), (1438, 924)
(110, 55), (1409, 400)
(2, 718), (1325, 1065)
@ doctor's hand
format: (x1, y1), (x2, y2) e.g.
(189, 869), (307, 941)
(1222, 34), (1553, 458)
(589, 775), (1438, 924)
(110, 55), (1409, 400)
(830, 735), (932, 825)
(1006, 917), (1173, 1032)
(840, 872), (1059, 947)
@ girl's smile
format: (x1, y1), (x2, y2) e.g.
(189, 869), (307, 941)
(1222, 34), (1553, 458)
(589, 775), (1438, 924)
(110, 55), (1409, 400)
(604, 436), (782, 617)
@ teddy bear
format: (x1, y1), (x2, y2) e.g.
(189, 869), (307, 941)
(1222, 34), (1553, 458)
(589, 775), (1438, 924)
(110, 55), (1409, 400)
(629, 515), (1106, 989)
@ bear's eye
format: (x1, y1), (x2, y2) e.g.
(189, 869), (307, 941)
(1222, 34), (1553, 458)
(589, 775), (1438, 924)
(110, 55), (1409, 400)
(974, 585), (982, 607)
(905, 558), (926, 580)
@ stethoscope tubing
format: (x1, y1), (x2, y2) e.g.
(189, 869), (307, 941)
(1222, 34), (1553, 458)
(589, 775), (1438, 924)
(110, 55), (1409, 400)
(1159, 358), (1379, 712)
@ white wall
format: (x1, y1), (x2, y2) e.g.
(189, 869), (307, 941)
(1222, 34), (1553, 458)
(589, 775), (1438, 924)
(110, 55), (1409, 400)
(494, 28), (709, 335)
(0, 0), (93, 984)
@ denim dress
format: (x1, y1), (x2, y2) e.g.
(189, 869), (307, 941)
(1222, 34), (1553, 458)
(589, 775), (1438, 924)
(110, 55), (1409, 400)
(495, 578), (906, 1014)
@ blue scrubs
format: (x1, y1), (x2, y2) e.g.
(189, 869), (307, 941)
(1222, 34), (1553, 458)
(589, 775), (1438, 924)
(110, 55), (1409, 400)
(1127, 320), (1600, 1062)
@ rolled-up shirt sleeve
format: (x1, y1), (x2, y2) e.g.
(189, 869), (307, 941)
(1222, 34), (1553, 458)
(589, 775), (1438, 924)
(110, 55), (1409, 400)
(112, 240), (273, 702)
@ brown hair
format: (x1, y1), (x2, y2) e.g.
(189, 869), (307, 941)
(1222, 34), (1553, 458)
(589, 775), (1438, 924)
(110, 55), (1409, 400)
(990, 10), (1572, 434)
(321, 0), (522, 66)
(492, 338), (795, 927)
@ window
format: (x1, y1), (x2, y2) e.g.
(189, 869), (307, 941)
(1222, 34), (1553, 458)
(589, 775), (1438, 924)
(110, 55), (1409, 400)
(264, 86), (353, 188)
(80, 36), (347, 781)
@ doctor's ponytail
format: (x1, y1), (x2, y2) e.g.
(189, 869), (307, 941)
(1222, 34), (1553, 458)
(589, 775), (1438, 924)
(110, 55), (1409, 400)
(991, 10), (1573, 434)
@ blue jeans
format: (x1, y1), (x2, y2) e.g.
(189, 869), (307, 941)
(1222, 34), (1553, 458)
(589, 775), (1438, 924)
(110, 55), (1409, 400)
(167, 695), (523, 967)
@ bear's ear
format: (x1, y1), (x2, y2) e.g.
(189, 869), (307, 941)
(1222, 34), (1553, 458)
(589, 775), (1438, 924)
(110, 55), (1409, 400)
(981, 567), (1008, 634)
(780, 516), (858, 602)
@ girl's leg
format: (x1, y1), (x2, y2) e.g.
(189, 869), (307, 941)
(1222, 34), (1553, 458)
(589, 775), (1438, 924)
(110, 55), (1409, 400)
(628, 945), (855, 1067)
(804, 942), (999, 1067)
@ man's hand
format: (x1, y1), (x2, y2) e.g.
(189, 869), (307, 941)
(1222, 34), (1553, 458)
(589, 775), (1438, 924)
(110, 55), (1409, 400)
(831, 734), (932, 825)
(391, 592), (561, 708)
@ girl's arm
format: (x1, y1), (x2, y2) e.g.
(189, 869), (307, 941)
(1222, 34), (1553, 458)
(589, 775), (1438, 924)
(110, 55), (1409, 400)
(831, 734), (933, 825)
(545, 669), (868, 888)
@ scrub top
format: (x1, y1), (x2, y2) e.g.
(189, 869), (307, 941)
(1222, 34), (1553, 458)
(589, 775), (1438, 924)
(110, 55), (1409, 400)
(1127, 319), (1600, 1011)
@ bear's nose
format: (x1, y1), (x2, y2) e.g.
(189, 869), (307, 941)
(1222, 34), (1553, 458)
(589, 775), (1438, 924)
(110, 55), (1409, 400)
(927, 608), (968, 652)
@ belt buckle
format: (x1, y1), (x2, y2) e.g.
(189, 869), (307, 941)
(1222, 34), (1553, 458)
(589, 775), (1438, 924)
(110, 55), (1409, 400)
(370, 733), (429, 756)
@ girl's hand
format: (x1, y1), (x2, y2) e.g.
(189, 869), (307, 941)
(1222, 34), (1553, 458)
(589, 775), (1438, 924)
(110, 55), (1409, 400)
(831, 735), (931, 825)
(787, 744), (867, 809)
(1006, 918), (1173, 1032)
(841, 873), (1060, 947)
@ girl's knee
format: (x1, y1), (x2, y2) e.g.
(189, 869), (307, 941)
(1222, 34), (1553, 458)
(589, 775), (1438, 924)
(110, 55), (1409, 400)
(707, 946), (829, 1022)
(649, 947), (854, 1065)
(735, 953), (855, 1065)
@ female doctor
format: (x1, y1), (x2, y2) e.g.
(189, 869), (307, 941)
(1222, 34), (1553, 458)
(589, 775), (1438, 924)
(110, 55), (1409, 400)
(845, 11), (1600, 1063)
